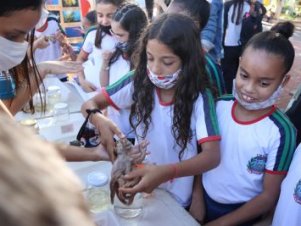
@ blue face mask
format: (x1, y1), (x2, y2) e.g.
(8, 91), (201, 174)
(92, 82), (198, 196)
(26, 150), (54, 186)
(116, 41), (129, 52)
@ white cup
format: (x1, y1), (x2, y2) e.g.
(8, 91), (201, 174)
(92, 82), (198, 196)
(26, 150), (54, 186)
(53, 102), (69, 122)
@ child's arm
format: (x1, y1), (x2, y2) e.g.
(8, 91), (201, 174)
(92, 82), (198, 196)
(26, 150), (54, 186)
(99, 50), (113, 87)
(81, 94), (125, 161)
(205, 173), (285, 226)
(119, 140), (220, 194)
(55, 143), (110, 162)
(76, 50), (97, 92)
(2, 61), (83, 115)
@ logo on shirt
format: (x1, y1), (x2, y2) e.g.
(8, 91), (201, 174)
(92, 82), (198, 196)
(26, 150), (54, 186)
(294, 180), (301, 204)
(247, 154), (267, 174)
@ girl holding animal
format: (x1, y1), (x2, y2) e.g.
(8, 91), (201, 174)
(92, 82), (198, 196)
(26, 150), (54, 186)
(81, 13), (221, 208)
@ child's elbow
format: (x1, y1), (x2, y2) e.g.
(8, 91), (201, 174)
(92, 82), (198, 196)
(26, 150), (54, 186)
(211, 148), (221, 168)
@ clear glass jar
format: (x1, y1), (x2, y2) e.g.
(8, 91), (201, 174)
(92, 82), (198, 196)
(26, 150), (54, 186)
(86, 172), (110, 213)
(47, 85), (61, 109)
(113, 192), (144, 218)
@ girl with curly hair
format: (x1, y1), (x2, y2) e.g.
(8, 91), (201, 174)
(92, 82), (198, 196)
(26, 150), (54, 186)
(81, 13), (221, 208)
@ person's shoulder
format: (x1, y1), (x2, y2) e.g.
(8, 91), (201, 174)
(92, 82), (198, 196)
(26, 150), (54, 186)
(86, 26), (97, 35)
(269, 108), (296, 137)
(84, 26), (97, 37)
(83, 27), (97, 42)
(106, 70), (135, 92)
(47, 14), (60, 23)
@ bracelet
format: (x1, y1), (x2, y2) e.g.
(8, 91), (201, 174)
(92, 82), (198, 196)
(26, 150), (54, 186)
(86, 109), (102, 115)
(169, 164), (178, 183)
(76, 109), (102, 142)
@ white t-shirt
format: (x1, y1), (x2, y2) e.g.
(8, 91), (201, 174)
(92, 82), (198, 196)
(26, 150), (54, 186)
(224, 1), (250, 46)
(272, 144), (301, 226)
(34, 19), (65, 79)
(82, 29), (116, 88)
(203, 97), (296, 204)
(102, 71), (221, 207)
(106, 56), (131, 137)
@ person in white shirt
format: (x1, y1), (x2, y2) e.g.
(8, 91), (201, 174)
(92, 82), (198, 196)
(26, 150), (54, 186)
(81, 13), (221, 208)
(76, 0), (124, 92)
(272, 143), (301, 226)
(34, 12), (70, 81)
(222, 0), (250, 93)
(99, 4), (148, 141)
(202, 26), (296, 225)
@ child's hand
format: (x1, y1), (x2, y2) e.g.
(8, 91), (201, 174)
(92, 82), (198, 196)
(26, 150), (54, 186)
(37, 60), (83, 77)
(90, 144), (110, 161)
(93, 116), (125, 162)
(55, 30), (66, 44)
(34, 35), (50, 50)
(119, 164), (172, 194)
(79, 79), (97, 92)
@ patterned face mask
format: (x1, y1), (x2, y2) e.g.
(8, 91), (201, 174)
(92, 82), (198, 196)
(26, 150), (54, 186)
(147, 66), (181, 89)
(232, 79), (283, 110)
(116, 41), (129, 52)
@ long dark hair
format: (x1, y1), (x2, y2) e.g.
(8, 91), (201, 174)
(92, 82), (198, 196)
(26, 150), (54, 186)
(94, 0), (124, 48)
(231, 0), (245, 25)
(109, 4), (147, 69)
(0, 0), (44, 113)
(130, 13), (211, 159)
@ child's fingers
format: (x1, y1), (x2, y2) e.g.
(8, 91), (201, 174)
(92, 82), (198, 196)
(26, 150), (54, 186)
(124, 168), (142, 179)
(119, 183), (143, 194)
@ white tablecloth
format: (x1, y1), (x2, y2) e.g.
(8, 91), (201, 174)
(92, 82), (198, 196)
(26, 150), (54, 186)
(15, 77), (85, 121)
(67, 161), (200, 226)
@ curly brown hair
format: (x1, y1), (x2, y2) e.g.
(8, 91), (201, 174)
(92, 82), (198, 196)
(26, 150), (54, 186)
(130, 13), (212, 159)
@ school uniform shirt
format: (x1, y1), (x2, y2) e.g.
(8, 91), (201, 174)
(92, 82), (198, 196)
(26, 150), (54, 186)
(82, 28), (116, 88)
(0, 72), (15, 99)
(102, 71), (221, 207)
(34, 18), (66, 79)
(106, 56), (131, 138)
(203, 95), (296, 204)
(272, 144), (301, 226)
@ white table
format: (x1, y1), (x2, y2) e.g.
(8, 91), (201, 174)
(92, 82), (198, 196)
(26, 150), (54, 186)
(67, 161), (200, 226)
(15, 77), (85, 121)
(33, 95), (200, 226)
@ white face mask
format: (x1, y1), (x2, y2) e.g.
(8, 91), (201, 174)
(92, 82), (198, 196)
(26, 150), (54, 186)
(232, 79), (282, 110)
(35, 8), (49, 30)
(147, 66), (181, 89)
(0, 36), (29, 71)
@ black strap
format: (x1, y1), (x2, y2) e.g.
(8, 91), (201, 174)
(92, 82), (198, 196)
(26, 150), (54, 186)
(76, 109), (102, 141)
